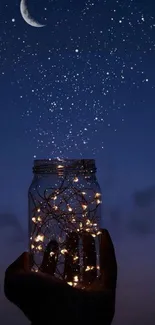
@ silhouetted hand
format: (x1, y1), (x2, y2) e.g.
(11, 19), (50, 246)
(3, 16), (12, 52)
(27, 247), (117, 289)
(4, 229), (117, 325)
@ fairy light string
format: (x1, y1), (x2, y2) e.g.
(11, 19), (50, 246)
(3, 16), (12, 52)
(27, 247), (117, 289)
(29, 159), (102, 287)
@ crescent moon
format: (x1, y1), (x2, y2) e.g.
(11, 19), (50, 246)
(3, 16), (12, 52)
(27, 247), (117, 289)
(20, 0), (45, 28)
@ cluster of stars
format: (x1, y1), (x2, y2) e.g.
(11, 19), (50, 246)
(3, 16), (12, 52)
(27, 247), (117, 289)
(0, 0), (154, 158)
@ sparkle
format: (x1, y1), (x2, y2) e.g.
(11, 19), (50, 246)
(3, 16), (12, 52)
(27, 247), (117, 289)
(2, 0), (153, 159)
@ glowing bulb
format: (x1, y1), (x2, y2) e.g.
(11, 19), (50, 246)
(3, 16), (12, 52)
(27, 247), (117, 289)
(53, 195), (57, 200)
(68, 206), (72, 212)
(67, 282), (73, 286)
(95, 193), (101, 198)
(80, 222), (83, 228)
(57, 165), (64, 169)
(97, 199), (101, 204)
(85, 266), (94, 271)
(82, 204), (87, 210)
(97, 231), (102, 235)
(32, 217), (36, 223)
(86, 219), (92, 226)
(82, 191), (86, 195)
(50, 251), (55, 257)
(35, 234), (44, 242)
(73, 177), (79, 182)
(37, 216), (42, 222)
(61, 249), (68, 255)
(74, 275), (78, 282)
(31, 244), (35, 249)
(37, 245), (42, 251)
(37, 208), (41, 212)
(53, 205), (58, 210)
(91, 234), (96, 237)
(73, 255), (79, 261)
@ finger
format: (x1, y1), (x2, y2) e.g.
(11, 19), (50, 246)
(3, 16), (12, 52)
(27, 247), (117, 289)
(4, 269), (72, 324)
(5, 252), (30, 276)
(82, 232), (97, 285)
(99, 229), (117, 291)
(40, 240), (59, 275)
(63, 232), (79, 283)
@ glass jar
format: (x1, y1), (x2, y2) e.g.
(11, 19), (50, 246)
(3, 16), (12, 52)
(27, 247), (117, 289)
(28, 159), (102, 288)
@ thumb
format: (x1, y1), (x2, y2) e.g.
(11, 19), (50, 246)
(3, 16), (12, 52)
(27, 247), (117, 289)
(5, 252), (30, 277)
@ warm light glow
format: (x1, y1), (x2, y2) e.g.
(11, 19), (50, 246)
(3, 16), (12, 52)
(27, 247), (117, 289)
(74, 275), (78, 282)
(57, 165), (64, 169)
(95, 192), (101, 198)
(32, 216), (42, 223)
(50, 251), (55, 257)
(82, 204), (87, 210)
(61, 249), (68, 254)
(30, 160), (102, 285)
(86, 219), (92, 226)
(67, 278), (78, 287)
(85, 266), (95, 271)
(35, 234), (44, 242)
(67, 282), (73, 286)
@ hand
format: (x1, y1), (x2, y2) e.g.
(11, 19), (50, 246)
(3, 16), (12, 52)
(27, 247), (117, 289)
(4, 229), (117, 325)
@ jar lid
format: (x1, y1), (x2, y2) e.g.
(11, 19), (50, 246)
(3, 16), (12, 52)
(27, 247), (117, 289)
(33, 159), (96, 174)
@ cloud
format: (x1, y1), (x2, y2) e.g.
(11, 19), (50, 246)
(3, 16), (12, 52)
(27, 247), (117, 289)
(127, 186), (155, 235)
(133, 185), (155, 208)
(104, 185), (155, 236)
(128, 210), (155, 235)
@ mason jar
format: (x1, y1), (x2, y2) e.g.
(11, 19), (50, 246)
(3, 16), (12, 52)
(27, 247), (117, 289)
(28, 159), (102, 288)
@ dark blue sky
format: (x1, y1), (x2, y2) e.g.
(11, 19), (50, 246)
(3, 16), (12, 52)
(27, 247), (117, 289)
(0, 0), (155, 324)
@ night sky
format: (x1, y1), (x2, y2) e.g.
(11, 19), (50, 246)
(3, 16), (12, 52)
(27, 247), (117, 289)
(0, 0), (155, 324)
